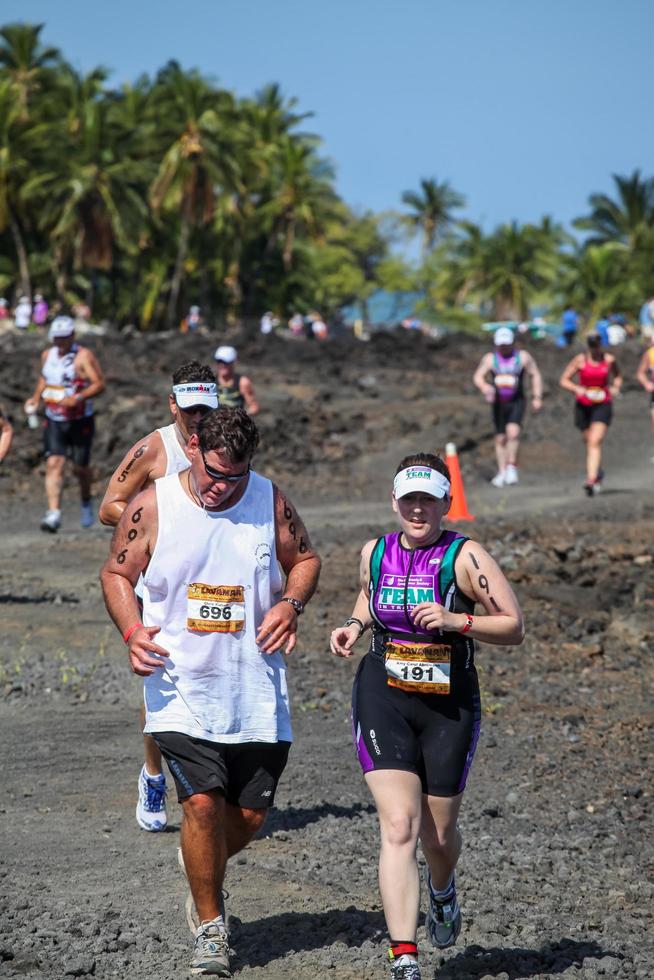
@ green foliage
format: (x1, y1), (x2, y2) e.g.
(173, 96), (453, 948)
(0, 22), (652, 328)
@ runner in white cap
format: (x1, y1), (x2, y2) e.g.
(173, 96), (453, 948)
(24, 316), (105, 531)
(472, 328), (542, 487)
(213, 346), (259, 415)
(100, 361), (218, 832)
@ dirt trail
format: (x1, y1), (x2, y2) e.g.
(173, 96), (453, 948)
(1, 329), (652, 979)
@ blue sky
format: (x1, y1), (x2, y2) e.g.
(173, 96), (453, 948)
(5, 0), (653, 233)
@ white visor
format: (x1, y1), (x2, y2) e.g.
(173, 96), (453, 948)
(393, 466), (451, 500)
(173, 382), (218, 409)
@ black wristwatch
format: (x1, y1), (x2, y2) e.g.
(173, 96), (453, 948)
(282, 597), (304, 616)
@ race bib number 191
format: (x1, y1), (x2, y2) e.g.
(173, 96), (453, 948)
(385, 641), (451, 695)
(187, 583), (245, 633)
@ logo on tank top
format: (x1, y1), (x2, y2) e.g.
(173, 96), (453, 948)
(378, 573), (435, 610)
(255, 543), (272, 569)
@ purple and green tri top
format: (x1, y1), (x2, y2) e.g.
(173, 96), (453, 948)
(369, 529), (473, 646)
(491, 350), (524, 403)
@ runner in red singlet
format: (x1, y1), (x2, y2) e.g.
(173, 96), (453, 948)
(559, 334), (621, 495)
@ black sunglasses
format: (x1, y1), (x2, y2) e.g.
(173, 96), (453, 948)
(201, 452), (250, 483)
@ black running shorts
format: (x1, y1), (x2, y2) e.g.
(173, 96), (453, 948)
(43, 416), (95, 466)
(152, 732), (290, 807)
(351, 653), (481, 798)
(492, 398), (525, 434)
(574, 402), (612, 430)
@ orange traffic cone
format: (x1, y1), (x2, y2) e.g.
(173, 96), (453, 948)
(445, 442), (475, 521)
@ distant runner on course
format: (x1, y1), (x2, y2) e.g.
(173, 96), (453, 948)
(99, 360), (218, 833)
(213, 346), (259, 414)
(636, 343), (654, 459)
(24, 316), (105, 532)
(472, 327), (542, 487)
(559, 333), (621, 495)
(101, 408), (320, 978)
(330, 453), (524, 980)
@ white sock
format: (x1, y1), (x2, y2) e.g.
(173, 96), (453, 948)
(143, 767), (164, 780)
(430, 874), (455, 899)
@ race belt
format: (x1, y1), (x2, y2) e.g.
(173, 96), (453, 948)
(584, 387), (607, 403)
(385, 641), (451, 695)
(187, 583), (245, 633)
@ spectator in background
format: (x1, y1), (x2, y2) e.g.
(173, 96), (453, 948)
(594, 316), (610, 347)
(33, 294), (49, 326)
(260, 311), (278, 335)
(14, 296), (32, 330)
(561, 305), (579, 346)
(311, 317), (328, 340)
(0, 299), (9, 320)
(639, 298), (654, 343)
(181, 305), (203, 333)
(288, 313), (304, 336)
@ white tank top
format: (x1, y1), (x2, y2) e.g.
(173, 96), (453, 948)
(42, 344), (93, 421)
(157, 423), (191, 475)
(141, 470), (290, 744)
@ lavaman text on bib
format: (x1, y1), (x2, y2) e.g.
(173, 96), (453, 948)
(494, 373), (518, 389)
(187, 583), (245, 633)
(385, 641), (451, 695)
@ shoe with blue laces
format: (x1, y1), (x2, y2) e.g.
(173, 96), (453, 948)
(136, 765), (167, 832)
(425, 873), (461, 949)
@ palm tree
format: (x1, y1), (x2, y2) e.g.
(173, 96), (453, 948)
(259, 137), (337, 272)
(401, 178), (465, 256)
(574, 170), (654, 251)
(0, 78), (35, 297)
(560, 243), (640, 323)
(438, 220), (559, 320)
(25, 71), (149, 302)
(149, 61), (242, 327)
(0, 22), (59, 120)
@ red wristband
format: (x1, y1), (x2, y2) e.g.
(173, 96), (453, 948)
(460, 614), (474, 634)
(123, 622), (143, 644)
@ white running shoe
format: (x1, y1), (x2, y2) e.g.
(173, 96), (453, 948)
(80, 500), (94, 528)
(136, 765), (167, 832)
(490, 472), (505, 488)
(389, 954), (421, 979)
(504, 464), (519, 485)
(40, 509), (61, 533)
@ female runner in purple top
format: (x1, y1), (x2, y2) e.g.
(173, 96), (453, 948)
(330, 453), (524, 980)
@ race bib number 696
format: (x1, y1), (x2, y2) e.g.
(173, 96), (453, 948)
(187, 583), (245, 633)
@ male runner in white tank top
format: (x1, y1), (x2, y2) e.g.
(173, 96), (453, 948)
(100, 361), (218, 833)
(101, 408), (320, 977)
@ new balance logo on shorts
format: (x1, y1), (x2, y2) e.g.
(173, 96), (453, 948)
(260, 789), (272, 797)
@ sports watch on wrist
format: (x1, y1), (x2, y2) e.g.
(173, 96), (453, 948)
(282, 597), (304, 616)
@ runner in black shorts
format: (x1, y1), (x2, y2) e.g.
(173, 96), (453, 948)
(473, 327), (542, 487)
(44, 415), (95, 466)
(154, 733), (290, 806)
(330, 453), (524, 980)
(560, 334), (621, 495)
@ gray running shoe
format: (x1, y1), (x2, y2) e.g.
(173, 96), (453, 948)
(425, 874), (461, 949)
(389, 954), (421, 979)
(190, 920), (231, 976)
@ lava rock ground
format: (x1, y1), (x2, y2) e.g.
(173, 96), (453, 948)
(0, 327), (652, 979)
